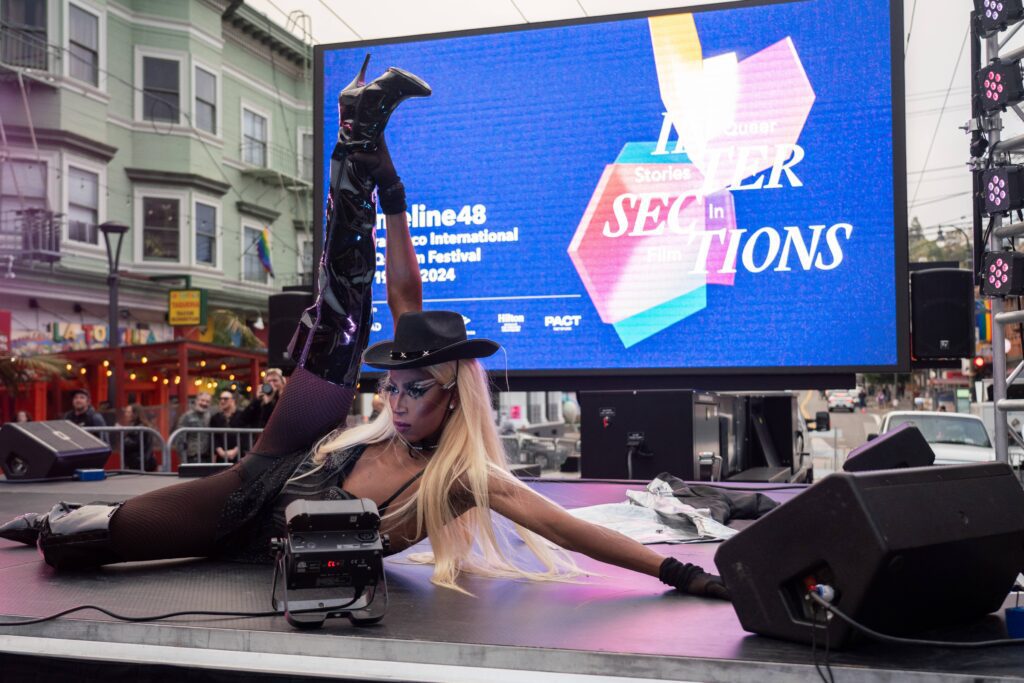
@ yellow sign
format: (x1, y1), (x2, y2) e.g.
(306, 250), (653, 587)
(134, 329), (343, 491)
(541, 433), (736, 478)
(168, 289), (207, 326)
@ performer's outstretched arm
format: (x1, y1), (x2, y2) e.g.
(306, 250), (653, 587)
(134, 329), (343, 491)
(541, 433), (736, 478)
(385, 210), (422, 320)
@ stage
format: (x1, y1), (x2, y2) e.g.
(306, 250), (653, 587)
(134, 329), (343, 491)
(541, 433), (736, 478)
(0, 476), (1021, 682)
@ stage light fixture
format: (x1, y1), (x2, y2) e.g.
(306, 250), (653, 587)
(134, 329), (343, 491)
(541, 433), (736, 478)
(976, 0), (1024, 36)
(977, 59), (1024, 112)
(982, 250), (1024, 296)
(983, 165), (1024, 214)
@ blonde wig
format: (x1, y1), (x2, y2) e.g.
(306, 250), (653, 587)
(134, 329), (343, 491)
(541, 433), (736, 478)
(313, 359), (580, 593)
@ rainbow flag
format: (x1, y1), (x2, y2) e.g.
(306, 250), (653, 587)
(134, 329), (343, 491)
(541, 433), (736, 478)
(257, 227), (274, 277)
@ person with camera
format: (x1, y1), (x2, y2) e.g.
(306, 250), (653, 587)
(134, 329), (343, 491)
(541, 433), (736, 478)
(240, 368), (285, 429)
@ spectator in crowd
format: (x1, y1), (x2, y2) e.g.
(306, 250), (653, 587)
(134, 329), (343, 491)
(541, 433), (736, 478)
(211, 391), (246, 462)
(241, 368), (285, 428)
(174, 392), (212, 463)
(368, 393), (385, 421)
(120, 404), (158, 471)
(15, 411), (31, 423)
(63, 389), (106, 428)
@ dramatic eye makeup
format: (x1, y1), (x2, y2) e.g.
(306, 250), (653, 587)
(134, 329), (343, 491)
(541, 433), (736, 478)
(382, 379), (437, 399)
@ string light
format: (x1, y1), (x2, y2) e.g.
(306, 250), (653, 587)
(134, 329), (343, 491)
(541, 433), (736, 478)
(65, 363), (73, 371)
(220, 363), (227, 371)
(228, 373), (235, 380)
(102, 360), (110, 368)
(200, 360), (207, 368)
(194, 379), (202, 386)
(246, 385), (252, 392)
(141, 356), (148, 364)
(105, 370), (112, 377)
(129, 372), (137, 381)
(260, 370), (266, 378)
(174, 376), (181, 384)
(79, 367), (87, 375)
(162, 378), (169, 385)
(151, 375), (158, 383)
(230, 383), (237, 390)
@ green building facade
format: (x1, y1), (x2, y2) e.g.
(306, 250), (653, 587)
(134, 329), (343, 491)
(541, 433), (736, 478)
(0, 0), (314, 354)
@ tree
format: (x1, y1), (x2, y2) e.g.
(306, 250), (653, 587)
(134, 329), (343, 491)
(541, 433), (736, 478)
(0, 355), (67, 394)
(908, 216), (972, 267)
(0, 355), (67, 418)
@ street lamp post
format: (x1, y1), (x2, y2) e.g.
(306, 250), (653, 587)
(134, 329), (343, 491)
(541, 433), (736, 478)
(936, 225), (973, 271)
(100, 222), (129, 410)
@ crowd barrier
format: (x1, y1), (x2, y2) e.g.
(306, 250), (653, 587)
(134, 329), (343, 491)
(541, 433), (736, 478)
(83, 426), (264, 472)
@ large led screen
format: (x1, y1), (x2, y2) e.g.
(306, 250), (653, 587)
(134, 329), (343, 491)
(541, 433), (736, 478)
(316, 0), (907, 376)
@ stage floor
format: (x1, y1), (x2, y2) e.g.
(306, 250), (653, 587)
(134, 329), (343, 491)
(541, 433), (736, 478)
(0, 475), (1021, 682)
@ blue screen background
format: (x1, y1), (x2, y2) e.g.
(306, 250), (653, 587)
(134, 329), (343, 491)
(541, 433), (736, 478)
(319, 0), (900, 372)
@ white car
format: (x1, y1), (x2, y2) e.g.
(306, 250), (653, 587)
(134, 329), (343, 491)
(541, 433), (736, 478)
(875, 411), (997, 465)
(826, 390), (857, 412)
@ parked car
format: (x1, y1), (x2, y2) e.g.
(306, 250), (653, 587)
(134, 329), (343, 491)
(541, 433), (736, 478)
(826, 390), (857, 412)
(873, 411), (1005, 465)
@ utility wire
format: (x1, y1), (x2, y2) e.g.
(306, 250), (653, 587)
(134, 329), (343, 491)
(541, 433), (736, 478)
(909, 25), (970, 209)
(509, 0), (530, 23)
(905, 0), (918, 56)
(909, 190), (973, 208)
(315, 0), (363, 40)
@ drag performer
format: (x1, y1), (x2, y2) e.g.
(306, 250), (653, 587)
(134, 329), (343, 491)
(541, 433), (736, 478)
(0, 58), (727, 601)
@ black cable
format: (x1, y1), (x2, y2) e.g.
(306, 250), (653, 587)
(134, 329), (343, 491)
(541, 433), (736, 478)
(0, 604), (280, 626)
(810, 604), (829, 683)
(808, 592), (1024, 648)
(824, 605), (836, 683)
(0, 593), (365, 627)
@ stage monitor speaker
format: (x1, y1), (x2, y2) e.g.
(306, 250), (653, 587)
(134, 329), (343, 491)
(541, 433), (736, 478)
(268, 291), (314, 370)
(0, 421), (111, 480)
(715, 463), (1024, 648)
(843, 422), (935, 472)
(911, 268), (974, 359)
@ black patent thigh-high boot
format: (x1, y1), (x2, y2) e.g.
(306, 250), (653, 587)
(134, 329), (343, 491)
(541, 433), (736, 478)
(38, 502), (123, 569)
(0, 501), (124, 569)
(289, 56), (430, 385)
(337, 54), (432, 153)
(0, 507), (66, 546)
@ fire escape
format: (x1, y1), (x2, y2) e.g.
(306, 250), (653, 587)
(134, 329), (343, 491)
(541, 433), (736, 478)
(0, 3), (63, 279)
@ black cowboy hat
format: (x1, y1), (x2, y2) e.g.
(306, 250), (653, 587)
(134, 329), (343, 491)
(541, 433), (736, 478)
(363, 310), (499, 369)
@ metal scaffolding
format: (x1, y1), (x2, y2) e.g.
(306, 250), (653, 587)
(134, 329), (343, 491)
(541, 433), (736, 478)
(976, 11), (1024, 461)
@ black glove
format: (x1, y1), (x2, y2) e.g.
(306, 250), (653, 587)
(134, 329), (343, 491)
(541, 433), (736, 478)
(351, 135), (405, 214)
(659, 557), (731, 601)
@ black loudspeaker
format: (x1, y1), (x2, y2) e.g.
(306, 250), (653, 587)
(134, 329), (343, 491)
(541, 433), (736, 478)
(843, 422), (935, 472)
(0, 421), (111, 479)
(268, 291), (314, 370)
(911, 268), (974, 359)
(715, 463), (1024, 648)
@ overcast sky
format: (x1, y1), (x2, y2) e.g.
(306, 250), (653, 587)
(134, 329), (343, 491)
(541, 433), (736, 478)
(249, 0), (986, 241)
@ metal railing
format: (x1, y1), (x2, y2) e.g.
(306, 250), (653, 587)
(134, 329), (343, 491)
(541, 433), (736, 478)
(0, 210), (62, 262)
(83, 426), (264, 473)
(0, 26), (49, 70)
(83, 425), (169, 472)
(167, 426), (264, 466)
